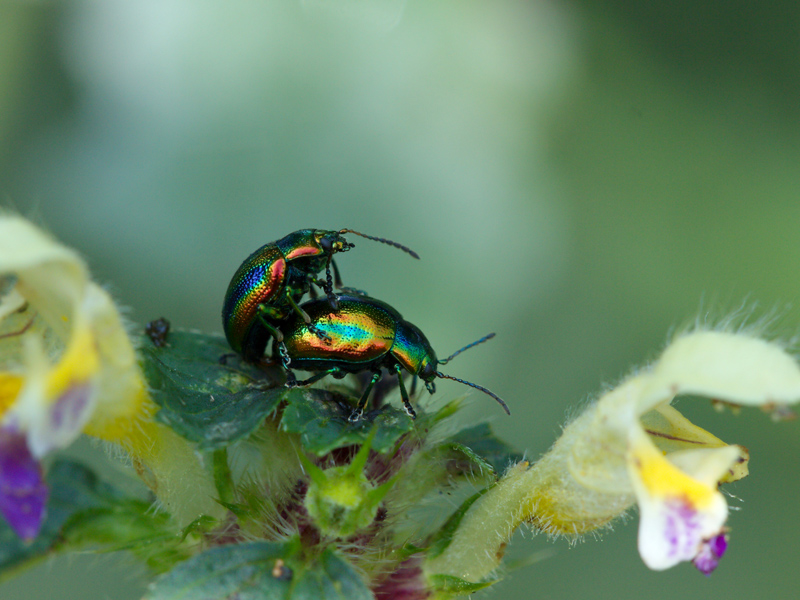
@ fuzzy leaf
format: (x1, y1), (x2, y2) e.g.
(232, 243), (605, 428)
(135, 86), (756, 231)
(426, 486), (493, 559)
(140, 330), (287, 450)
(428, 573), (496, 594)
(444, 442), (497, 478)
(448, 423), (523, 474)
(291, 547), (372, 600)
(281, 388), (413, 455)
(0, 460), (136, 579)
(144, 541), (290, 600)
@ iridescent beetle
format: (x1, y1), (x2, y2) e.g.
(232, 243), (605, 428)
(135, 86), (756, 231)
(222, 229), (418, 362)
(277, 294), (510, 421)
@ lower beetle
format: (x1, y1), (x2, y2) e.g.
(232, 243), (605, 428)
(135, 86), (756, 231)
(277, 294), (510, 421)
(222, 229), (418, 362)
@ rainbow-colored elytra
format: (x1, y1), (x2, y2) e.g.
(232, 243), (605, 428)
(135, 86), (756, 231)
(280, 293), (509, 420)
(280, 295), (417, 368)
(281, 294), (439, 378)
(222, 244), (287, 355)
(222, 229), (353, 359)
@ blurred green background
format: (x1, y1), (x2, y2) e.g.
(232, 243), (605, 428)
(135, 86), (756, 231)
(2, 0), (799, 598)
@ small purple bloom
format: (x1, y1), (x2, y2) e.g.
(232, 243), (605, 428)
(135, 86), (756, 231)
(0, 427), (48, 540)
(693, 532), (729, 575)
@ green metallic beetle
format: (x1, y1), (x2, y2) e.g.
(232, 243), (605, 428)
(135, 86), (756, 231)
(277, 294), (510, 421)
(222, 229), (418, 362)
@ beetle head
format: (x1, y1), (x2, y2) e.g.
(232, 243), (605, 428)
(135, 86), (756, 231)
(419, 360), (438, 393)
(317, 230), (355, 256)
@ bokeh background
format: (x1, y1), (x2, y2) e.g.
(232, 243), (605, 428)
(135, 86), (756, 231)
(2, 0), (800, 598)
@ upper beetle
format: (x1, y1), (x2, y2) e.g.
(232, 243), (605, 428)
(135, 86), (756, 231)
(222, 229), (418, 362)
(277, 293), (509, 421)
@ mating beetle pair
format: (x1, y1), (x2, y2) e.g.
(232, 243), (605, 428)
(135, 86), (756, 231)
(222, 229), (508, 420)
(222, 228), (417, 362)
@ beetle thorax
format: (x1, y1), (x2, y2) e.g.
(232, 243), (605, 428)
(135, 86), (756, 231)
(391, 320), (438, 378)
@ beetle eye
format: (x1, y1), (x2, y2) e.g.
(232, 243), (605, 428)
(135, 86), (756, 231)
(419, 362), (436, 382)
(319, 236), (334, 253)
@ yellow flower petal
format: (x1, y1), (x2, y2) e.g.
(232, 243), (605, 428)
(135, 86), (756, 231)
(0, 373), (23, 416)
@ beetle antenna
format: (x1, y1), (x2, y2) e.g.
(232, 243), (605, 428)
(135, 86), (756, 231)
(436, 371), (510, 415)
(440, 333), (495, 364)
(339, 229), (420, 259)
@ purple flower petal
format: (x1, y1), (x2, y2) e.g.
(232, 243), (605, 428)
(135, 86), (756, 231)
(693, 532), (729, 575)
(661, 498), (701, 560)
(0, 427), (48, 540)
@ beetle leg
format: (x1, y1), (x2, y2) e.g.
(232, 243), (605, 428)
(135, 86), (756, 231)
(349, 371), (381, 423)
(331, 259), (344, 289)
(337, 286), (369, 297)
(285, 293), (332, 343)
(409, 375), (418, 397)
(324, 256), (339, 310)
(277, 342), (299, 386)
(307, 323), (333, 344)
(393, 364), (416, 419)
(286, 367), (342, 388)
(306, 275), (319, 300)
(285, 292), (311, 323)
(256, 305), (284, 342)
(218, 352), (238, 365)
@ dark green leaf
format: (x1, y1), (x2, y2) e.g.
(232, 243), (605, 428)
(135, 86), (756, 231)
(447, 423), (523, 475)
(280, 388), (413, 455)
(140, 330), (287, 450)
(144, 541), (291, 600)
(291, 548), (372, 600)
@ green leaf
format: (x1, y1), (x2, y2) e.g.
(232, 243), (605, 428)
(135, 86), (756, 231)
(447, 423), (523, 475)
(144, 541), (291, 600)
(291, 548), (372, 600)
(425, 486), (493, 559)
(0, 460), (142, 579)
(443, 442), (496, 478)
(140, 330), (288, 450)
(60, 504), (192, 573)
(0, 459), (210, 580)
(428, 573), (497, 594)
(146, 542), (372, 600)
(280, 388), (413, 455)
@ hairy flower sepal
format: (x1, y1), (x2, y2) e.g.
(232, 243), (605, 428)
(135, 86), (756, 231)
(300, 429), (395, 538)
(427, 330), (800, 582)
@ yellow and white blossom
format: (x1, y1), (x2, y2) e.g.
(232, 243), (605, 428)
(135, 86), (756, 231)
(0, 215), (219, 539)
(427, 329), (800, 582)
